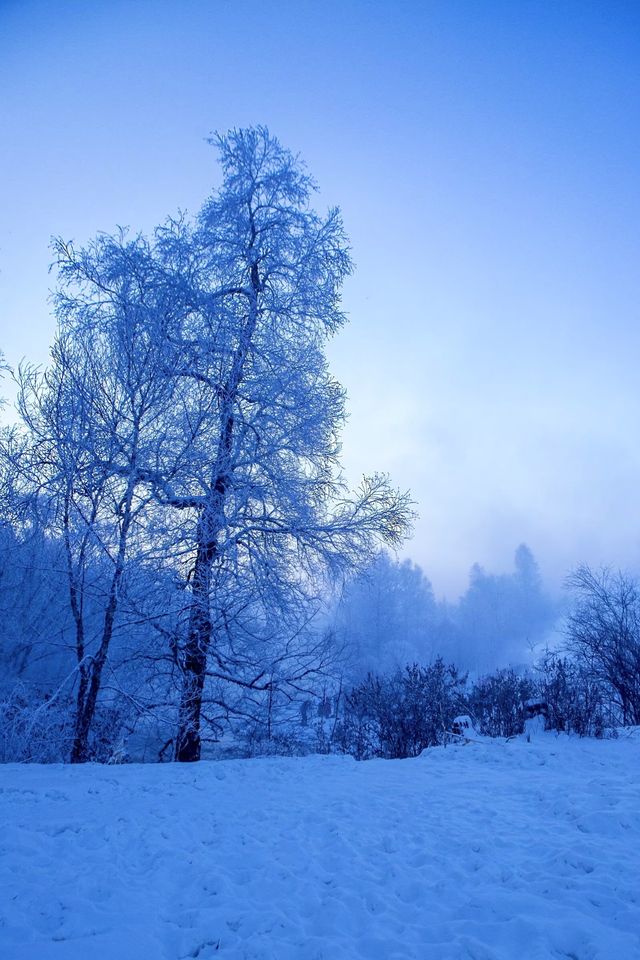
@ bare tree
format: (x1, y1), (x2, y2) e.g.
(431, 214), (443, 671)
(565, 565), (640, 725)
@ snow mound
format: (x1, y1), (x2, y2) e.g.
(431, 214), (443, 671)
(1, 735), (639, 959)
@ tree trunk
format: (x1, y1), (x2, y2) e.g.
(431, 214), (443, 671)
(71, 696), (94, 763)
(70, 638), (112, 762)
(70, 464), (137, 763)
(174, 239), (259, 762)
(174, 643), (208, 761)
(175, 523), (215, 762)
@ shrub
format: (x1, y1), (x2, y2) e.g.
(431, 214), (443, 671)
(537, 653), (608, 737)
(467, 669), (535, 738)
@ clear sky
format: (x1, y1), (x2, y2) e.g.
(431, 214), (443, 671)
(1, 0), (639, 598)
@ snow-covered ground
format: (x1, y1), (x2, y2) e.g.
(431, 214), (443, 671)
(2, 733), (639, 960)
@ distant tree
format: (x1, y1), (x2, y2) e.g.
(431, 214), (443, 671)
(335, 551), (437, 677)
(457, 545), (556, 672)
(514, 543), (540, 588)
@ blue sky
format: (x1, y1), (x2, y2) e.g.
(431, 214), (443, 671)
(1, 0), (639, 597)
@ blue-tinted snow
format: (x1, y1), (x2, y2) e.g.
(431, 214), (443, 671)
(1, 732), (639, 959)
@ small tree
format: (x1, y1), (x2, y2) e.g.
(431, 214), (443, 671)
(565, 565), (640, 725)
(9, 238), (180, 761)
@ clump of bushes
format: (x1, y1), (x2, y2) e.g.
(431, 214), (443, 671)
(332, 646), (625, 761)
(336, 658), (467, 760)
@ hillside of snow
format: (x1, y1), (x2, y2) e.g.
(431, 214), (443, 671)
(2, 733), (639, 960)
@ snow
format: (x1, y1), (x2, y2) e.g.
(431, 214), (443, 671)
(2, 733), (639, 959)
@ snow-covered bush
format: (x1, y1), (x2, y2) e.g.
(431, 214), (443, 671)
(0, 683), (75, 763)
(0, 682), (129, 763)
(234, 727), (312, 759)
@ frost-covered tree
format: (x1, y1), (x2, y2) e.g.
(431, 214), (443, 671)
(152, 128), (413, 760)
(5, 128), (412, 763)
(0, 518), (72, 691)
(9, 245), (181, 761)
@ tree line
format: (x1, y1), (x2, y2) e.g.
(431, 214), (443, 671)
(333, 544), (558, 678)
(215, 560), (640, 761)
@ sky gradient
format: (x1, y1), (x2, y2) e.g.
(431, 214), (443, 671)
(1, 0), (639, 597)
